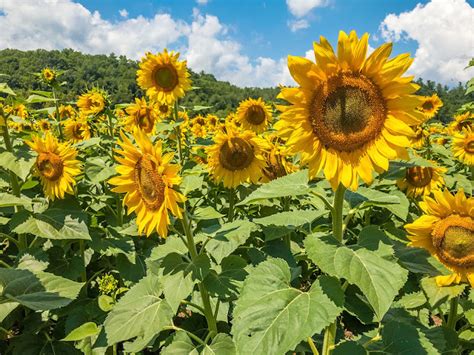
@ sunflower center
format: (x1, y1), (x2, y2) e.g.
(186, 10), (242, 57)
(432, 215), (474, 267)
(465, 138), (474, 154)
(137, 111), (154, 133)
(159, 104), (169, 114)
(37, 152), (64, 181)
(219, 137), (255, 171)
(134, 155), (165, 211)
(422, 101), (434, 111)
(154, 65), (179, 92)
(310, 72), (386, 152)
(72, 123), (84, 139)
(245, 105), (266, 125)
(406, 166), (433, 187)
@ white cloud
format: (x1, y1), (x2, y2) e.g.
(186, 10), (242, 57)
(0, 0), (294, 87)
(286, 0), (327, 17)
(119, 9), (128, 18)
(380, 0), (474, 84)
(288, 19), (310, 32)
(196, 0), (209, 4)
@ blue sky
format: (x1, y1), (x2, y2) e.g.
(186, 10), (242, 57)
(0, 0), (472, 87)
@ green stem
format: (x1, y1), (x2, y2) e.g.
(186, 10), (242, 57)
(79, 240), (87, 283)
(52, 87), (63, 139)
(321, 184), (346, 354)
(1, 124), (21, 196)
(228, 188), (235, 222)
(470, 166), (474, 184)
(181, 209), (218, 335)
(283, 196), (291, 248)
(173, 101), (183, 165)
(308, 337), (320, 355)
(447, 297), (459, 330)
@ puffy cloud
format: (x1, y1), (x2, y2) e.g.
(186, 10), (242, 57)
(380, 0), (474, 84)
(286, 0), (328, 17)
(196, 0), (209, 4)
(288, 19), (310, 32)
(119, 9), (128, 18)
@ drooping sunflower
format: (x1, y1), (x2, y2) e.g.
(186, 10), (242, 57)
(137, 49), (191, 105)
(236, 98), (272, 133)
(206, 114), (220, 132)
(405, 189), (474, 287)
(418, 94), (443, 118)
(261, 134), (297, 182)
(452, 127), (474, 166)
(397, 164), (446, 198)
(411, 126), (429, 149)
(276, 30), (424, 190)
(448, 112), (473, 134)
(77, 89), (107, 116)
(108, 130), (185, 238)
(123, 97), (159, 134)
(157, 102), (172, 120)
(41, 68), (56, 84)
(206, 126), (267, 188)
(63, 117), (91, 143)
(35, 119), (51, 132)
(25, 132), (81, 200)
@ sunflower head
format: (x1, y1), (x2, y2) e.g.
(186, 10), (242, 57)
(11, 104), (28, 119)
(236, 98), (272, 133)
(77, 89), (108, 116)
(276, 30), (423, 191)
(206, 126), (267, 188)
(41, 68), (56, 84)
(157, 102), (172, 119)
(123, 97), (159, 134)
(206, 114), (220, 131)
(397, 163), (446, 198)
(109, 130), (185, 238)
(63, 117), (91, 143)
(261, 134), (297, 182)
(449, 112), (473, 134)
(25, 132), (81, 200)
(411, 125), (429, 149)
(452, 127), (474, 166)
(418, 94), (443, 118)
(405, 189), (474, 287)
(36, 119), (51, 132)
(137, 49), (191, 105)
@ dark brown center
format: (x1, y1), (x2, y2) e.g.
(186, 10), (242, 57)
(245, 105), (266, 125)
(37, 152), (63, 181)
(154, 65), (179, 92)
(219, 137), (255, 171)
(134, 155), (165, 211)
(406, 166), (433, 187)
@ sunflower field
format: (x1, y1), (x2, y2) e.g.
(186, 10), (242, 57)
(0, 30), (474, 354)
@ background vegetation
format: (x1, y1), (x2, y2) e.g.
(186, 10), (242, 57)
(0, 48), (471, 119)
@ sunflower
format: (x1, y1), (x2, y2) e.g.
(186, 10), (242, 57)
(206, 114), (220, 132)
(157, 102), (172, 120)
(261, 134), (297, 182)
(452, 127), (474, 166)
(41, 68), (56, 84)
(448, 112), (473, 134)
(137, 49), (191, 105)
(36, 119), (51, 132)
(397, 164), (446, 198)
(207, 126), (267, 188)
(11, 104), (28, 119)
(276, 30), (423, 190)
(418, 94), (443, 118)
(108, 130), (185, 237)
(236, 98), (272, 133)
(77, 89), (106, 116)
(63, 117), (91, 143)
(411, 126), (429, 149)
(405, 189), (474, 287)
(58, 105), (76, 120)
(25, 132), (81, 200)
(191, 123), (207, 139)
(123, 97), (159, 134)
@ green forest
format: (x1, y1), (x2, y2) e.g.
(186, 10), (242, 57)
(0, 48), (470, 120)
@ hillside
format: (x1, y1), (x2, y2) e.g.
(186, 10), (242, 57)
(0, 48), (470, 120)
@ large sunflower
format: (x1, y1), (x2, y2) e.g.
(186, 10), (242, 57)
(397, 164), (446, 198)
(276, 30), (424, 190)
(63, 117), (91, 143)
(452, 127), (474, 166)
(405, 189), (474, 287)
(236, 98), (272, 133)
(123, 97), (159, 134)
(137, 49), (191, 105)
(25, 132), (81, 200)
(207, 126), (267, 188)
(77, 89), (106, 116)
(418, 93), (443, 118)
(108, 130), (185, 238)
(448, 112), (473, 134)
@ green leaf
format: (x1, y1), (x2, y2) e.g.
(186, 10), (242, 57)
(237, 170), (309, 206)
(193, 105), (213, 111)
(25, 94), (57, 103)
(205, 220), (258, 263)
(305, 235), (408, 320)
(98, 295), (114, 312)
(202, 334), (236, 355)
(103, 274), (174, 347)
(85, 157), (116, 184)
(11, 208), (91, 240)
(420, 277), (466, 309)
(181, 174), (204, 195)
(0, 268), (83, 310)
(233, 258), (344, 355)
(333, 341), (367, 354)
(0, 192), (32, 209)
(63, 322), (99, 341)
(253, 209), (327, 229)
(203, 255), (248, 301)
(346, 187), (400, 208)
(162, 332), (236, 355)
(0, 150), (35, 181)
(0, 301), (19, 322)
(162, 332), (195, 355)
(193, 206), (225, 220)
(91, 228), (136, 264)
(0, 83), (15, 96)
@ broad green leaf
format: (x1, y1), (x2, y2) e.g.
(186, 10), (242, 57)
(397, 291), (427, 310)
(85, 157), (116, 184)
(26, 94), (57, 103)
(0, 192), (32, 209)
(203, 256), (248, 301)
(333, 341), (367, 354)
(233, 258), (344, 355)
(253, 209), (327, 229)
(305, 235), (408, 320)
(162, 332), (236, 355)
(0, 268), (83, 310)
(162, 332), (195, 355)
(181, 174), (204, 195)
(193, 105), (213, 111)
(90, 228), (136, 264)
(420, 277), (466, 309)
(193, 206), (225, 220)
(237, 170), (309, 206)
(344, 285), (376, 325)
(346, 187), (400, 208)
(0, 150), (35, 181)
(0, 83), (15, 96)
(0, 301), (19, 322)
(63, 322), (99, 341)
(202, 334), (236, 355)
(103, 274), (174, 347)
(205, 220), (258, 263)
(10, 208), (91, 240)
(74, 137), (101, 148)
(384, 190), (410, 220)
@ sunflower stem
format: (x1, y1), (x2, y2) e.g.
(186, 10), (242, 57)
(322, 322), (336, 355)
(470, 165), (474, 183)
(51, 87), (63, 140)
(228, 188), (235, 222)
(181, 208), (218, 336)
(173, 101), (183, 165)
(308, 337), (320, 355)
(79, 240), (87, 284)
(447, 296), (459, 330)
